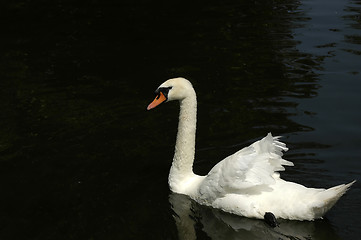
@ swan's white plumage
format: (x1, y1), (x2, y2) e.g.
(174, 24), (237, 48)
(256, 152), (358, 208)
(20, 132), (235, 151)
(148, 77), (355, 221)
(200, 134), (292, 194)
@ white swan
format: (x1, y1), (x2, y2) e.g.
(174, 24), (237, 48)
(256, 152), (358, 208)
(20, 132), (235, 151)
(147, 77), (355, 221)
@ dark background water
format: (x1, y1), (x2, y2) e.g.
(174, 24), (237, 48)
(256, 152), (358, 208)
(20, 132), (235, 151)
(0, 0), (360, 239)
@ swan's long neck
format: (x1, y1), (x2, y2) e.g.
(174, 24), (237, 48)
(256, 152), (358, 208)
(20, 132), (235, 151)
(169, 90), (198, 193)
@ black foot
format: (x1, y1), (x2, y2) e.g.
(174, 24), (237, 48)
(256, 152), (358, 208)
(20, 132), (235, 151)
(264, 212), (279, 228)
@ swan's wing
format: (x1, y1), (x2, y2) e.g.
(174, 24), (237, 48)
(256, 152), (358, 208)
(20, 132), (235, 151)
(198, 133), (293, 201)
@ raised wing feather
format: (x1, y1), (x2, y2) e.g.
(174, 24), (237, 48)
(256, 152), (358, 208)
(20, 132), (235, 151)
(198, 133), (293, 202)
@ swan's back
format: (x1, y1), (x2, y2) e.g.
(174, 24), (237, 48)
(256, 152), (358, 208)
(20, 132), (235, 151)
(197, 133), (292, 202)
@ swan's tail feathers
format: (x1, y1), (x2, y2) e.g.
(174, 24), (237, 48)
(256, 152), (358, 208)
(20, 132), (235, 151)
(313, 180), (356, 219)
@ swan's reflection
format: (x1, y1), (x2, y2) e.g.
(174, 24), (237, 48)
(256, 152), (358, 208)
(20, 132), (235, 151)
(169, 193), (341, 240)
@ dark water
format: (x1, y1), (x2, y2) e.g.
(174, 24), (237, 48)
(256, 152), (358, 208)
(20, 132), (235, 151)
(0, 0), (360, 239)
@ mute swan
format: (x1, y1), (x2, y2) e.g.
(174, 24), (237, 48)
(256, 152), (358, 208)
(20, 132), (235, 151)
(147, 77), (355, 221)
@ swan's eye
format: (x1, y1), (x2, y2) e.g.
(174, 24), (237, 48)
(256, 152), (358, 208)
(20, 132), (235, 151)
(155, 86), (172, 99)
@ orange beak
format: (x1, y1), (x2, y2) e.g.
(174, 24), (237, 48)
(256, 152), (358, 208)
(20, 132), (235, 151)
(147, 92), (167, 110)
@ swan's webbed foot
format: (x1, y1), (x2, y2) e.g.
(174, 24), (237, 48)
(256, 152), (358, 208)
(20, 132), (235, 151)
(264, 212), (279, 228)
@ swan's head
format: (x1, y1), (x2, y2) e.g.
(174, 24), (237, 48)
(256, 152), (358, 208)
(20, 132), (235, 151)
(147, 77), (194, 110)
